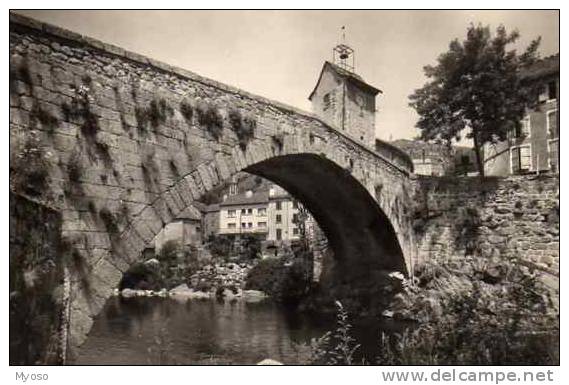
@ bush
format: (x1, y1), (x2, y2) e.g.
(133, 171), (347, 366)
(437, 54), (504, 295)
(244, 256), (311, 304)
(180, 100), (194, 125)
(196, 102), (223, 140)
(228, 109), (256, 150)
(135, 98), (173, 134)
(304, 301), (361, 365)
(380, 257), (559, 365)
(10, 131), (51, 197)
(301, 256), (559, 365)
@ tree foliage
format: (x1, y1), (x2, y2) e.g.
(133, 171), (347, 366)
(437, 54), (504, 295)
(409, 24), (542, 175)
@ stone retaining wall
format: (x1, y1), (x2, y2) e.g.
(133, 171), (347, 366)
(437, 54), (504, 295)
(414, 175), (559, 275)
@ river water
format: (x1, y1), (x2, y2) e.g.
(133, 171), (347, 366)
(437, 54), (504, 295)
(72, 296), (403, 365)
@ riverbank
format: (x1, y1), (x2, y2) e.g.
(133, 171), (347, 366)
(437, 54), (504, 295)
(114, 285), (268, 302)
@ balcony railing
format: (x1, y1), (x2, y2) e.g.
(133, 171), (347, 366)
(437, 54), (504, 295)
(218, 227), (268, 235)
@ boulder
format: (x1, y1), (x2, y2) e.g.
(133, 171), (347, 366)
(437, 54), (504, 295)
(169, 283), (193, 295)
(169, 284), (211, 299)
(242, 290), (267, 302)
(121, 288), (137, 297)
(144, 258), (160, 267)
(257, 358), (283, 365)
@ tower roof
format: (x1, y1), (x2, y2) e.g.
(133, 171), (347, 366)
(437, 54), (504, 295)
(308, 61), (382, 101)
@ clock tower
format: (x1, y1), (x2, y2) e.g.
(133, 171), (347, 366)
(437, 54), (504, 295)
(308, 36), (381, 148)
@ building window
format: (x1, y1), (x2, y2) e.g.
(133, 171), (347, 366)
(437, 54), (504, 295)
(248, 222), (253, 228)
(292, 201), (299, 209)
(511, 145), (531, 174)
(548, 81), (557, 100)
(247, 208), (253, 215)
(241, 209), (246, 214)
(276, 214), (282, 223)
(228, 210), (236, 218)
(258, 221), (267, 228)
(521, 116), (531, 137)
(228, 223), (236, 229)
(257, 207), (266, 216)
(292, 213), (299, 223)
(323, 93), (331, 111)
(549, 139), (559, 173)
(276, 201), (282, 210)
(293, 227), (299, 235)
(276, 228), (282, 241)
(511, 116), (531, 139)
(241, 222), (247, 228)
(547, 110), (558, 139)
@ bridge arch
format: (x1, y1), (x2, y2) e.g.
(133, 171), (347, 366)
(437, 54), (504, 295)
(8, 13), (415, 353)
(71, 138), (412, 349)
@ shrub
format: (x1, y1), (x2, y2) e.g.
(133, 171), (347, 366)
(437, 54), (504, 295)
(378, 257), (559, 365)
(305, 301), (361, 365)
(135, 98), (173, 134)
(206, 234), (234, 260)
(228, 109), (255, 150)
(196, 102), (223, 140)
(98, 207), (119, 235)
(141, 151), (160, 190)
(180, 100), (194, 125)
(157, 240), (180, 264)
(31, 103), (59, 134)
(61, 86), (99, 139)
(244, 256), (312, 304)
(302, 256), (559, 365)
(67, 162), (82, 183)
(169, 159), (179, 178)
(272, 133), (284, 152)
(10, 131), (51, 197)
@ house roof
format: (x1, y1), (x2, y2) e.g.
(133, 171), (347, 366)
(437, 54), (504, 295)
(205, 203), (220, 212)
(390, 139), (453, 159)
(520, 54), (559, 80)
(308, 61), (382, 101)
(220, 191), (269, 207)
(175, 205), (202, 221)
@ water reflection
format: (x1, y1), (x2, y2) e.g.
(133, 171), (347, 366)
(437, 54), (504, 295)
(73, 297), (331, 365)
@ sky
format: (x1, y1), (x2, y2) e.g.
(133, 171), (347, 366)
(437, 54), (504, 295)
(16, 10), (559, 141)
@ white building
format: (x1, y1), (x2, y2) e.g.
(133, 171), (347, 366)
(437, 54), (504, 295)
(267, 185), (301, 242)
(218, 190), (269, 237)
(217, 182), (304, 244)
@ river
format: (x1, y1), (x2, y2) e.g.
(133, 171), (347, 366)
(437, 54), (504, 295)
(72, 296), (405, 365)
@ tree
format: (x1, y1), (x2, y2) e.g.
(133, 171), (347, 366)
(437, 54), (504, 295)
(409, 24), (542, 176)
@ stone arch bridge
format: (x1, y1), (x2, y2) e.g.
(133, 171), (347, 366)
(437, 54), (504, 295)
(10, 14), (416, 352)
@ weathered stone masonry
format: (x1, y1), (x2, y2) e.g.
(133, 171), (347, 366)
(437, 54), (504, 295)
(10, 14), (560, 361)
(414, 175), (560, 276)
(9, 13), (415, 353)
